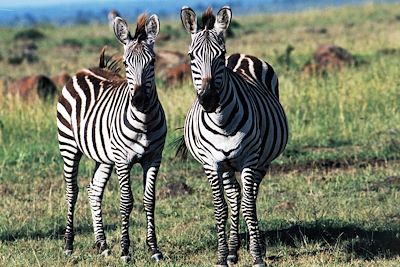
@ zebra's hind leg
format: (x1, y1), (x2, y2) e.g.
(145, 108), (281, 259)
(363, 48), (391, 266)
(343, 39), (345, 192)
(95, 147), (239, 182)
(222, 171), (241, 266)
(115, 163), (134, 262)
(205, 168), (229, 266)
(62, 152), (82, 256)
(241, 168), (265, 267)
(87, 163), (113, 256)
(142, 162), (163, 262)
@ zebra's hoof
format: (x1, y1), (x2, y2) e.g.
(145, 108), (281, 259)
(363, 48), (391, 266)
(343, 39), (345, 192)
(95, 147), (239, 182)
(227, 254), (238, 265)
(95, 242), (110, 256)
(64, 249), (73, 256)
(151, 251), (163, 262)
(252, 258), (266, 267)
(121, 254), (131, 263)
(215, 260), (228, 267)
(101, 249), (111, 257)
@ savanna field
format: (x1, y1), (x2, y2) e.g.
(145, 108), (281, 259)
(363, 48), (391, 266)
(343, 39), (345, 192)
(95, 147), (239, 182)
(0, 3), (399, 266)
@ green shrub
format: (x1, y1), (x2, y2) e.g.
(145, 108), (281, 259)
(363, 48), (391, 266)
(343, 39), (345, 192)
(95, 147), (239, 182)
(13, 28), (45, 41)
(7, 55), (24, 65)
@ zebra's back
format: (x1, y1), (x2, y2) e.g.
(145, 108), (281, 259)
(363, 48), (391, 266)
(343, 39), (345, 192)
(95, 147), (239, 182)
(228, 54), (287, 169)
(226, 53), (279, 99)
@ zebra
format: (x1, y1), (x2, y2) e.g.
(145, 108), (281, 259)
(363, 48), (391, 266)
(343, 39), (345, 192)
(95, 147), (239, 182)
(56, 14), (166, 262)
(180, 6), (288, 267)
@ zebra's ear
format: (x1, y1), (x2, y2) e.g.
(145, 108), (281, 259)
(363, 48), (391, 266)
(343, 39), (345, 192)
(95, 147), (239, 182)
(113, 17), (132, 45)
(215, 6), (232, 36)
(181, 6), (197, 35)
(145, 14), (160, 47)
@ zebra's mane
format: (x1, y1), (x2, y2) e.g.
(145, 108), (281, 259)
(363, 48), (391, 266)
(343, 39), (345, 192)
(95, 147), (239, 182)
(133, 13), (148, 42)
(202, 6), (215, 30)
(98, 46), (123, 75)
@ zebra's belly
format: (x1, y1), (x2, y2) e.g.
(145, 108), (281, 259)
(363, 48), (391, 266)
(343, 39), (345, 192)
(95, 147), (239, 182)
(185, 112), (287, 172)
(110, 129), (166, 165)
(72, 125), (114, 164)
(186, 127), (261, 171)
(71, 109), (166, 165)
(120, 139), (150, 164)
(74, 131), (153, 164)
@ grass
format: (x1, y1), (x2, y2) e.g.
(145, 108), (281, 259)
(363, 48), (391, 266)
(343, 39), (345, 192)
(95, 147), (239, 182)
(0, 2), (399, 266)
(0, 161), (399, 266)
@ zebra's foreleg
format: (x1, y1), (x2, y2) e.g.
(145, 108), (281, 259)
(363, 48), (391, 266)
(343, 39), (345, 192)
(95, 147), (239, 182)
(241, 168), (265, 267)
(116, 163), (134, 262)
(206, 168), (229, 266)
(87, 163), (113, 256)
(62, 154), (81, 255)
(142, 163), (163, 261)
(222, 171), (241, 265)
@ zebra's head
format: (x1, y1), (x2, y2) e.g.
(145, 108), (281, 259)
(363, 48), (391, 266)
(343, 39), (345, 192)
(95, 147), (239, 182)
(113, 14), (159, 103)
(181, 6), (232, 113)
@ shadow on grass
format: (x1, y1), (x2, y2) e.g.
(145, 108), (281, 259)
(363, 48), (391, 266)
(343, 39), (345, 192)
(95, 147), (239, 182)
(2, 219), (399, 261)
(240, 219), (400, 260)
(0, 224), (118, 242)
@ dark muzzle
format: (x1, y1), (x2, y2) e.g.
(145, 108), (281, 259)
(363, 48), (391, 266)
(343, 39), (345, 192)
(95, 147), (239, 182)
(197, 77), (219, 113)
(131, 84), (150, 112)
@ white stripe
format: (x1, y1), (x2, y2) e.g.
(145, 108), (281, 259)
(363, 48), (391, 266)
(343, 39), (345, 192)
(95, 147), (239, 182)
(57, 102), (71, 122)
(233, 54), (245, 72)
(83, 69), (107, 81)
(61, 85), (78, 140)
(57, 119), (74, 137)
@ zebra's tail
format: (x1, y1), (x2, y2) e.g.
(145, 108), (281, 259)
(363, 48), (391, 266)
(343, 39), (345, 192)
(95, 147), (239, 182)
(98, 46), (123, 74)
(170, 128), (188, 160)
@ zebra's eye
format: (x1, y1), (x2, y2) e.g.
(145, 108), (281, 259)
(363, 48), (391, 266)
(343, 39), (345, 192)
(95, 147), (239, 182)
(123, 61), (128, 67)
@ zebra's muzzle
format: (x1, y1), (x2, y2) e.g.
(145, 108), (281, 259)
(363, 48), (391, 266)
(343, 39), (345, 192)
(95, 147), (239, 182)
(131, 84), (150, 112)
(197, 77), (219, 112)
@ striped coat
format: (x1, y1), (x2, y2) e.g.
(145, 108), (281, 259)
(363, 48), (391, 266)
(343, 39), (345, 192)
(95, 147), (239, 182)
(57, 14), (166, 262)
(181, 6), (288, 267)
(185, 53), (287, 171)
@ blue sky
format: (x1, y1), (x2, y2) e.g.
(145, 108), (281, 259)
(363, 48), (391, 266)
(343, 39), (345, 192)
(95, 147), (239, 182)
(0, 0), (126, 8)
(0, 0), (397, 26)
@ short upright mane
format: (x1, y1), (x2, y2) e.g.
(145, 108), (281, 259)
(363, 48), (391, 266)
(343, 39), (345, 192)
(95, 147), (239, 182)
(134, 13), (148, 42)
(98, 46), (123, 75)
(202, 6), (215, 30)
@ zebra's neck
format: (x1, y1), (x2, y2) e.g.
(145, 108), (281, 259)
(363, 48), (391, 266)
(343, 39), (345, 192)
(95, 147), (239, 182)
(203, 69), (245, 130)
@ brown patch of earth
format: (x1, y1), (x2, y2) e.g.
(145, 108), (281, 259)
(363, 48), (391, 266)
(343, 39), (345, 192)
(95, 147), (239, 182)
(268, 158), (398, 175)
(157, 181), (194, 199)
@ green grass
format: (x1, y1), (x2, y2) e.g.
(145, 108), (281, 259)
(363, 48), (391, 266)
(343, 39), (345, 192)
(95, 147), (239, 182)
(0, 3), (399, 266)
(0, 161), (399, 266)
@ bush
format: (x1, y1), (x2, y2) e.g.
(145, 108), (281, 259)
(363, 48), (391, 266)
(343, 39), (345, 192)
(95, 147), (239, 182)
(14, 28), (45, 41)
(8, 55), (24, 65)
(276, 44), (297, 70)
